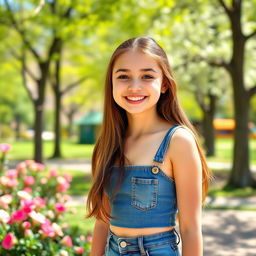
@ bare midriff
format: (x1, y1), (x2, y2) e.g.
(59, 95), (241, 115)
(110, 225), (175, 237)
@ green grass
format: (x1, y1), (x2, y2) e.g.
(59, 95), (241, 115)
(204, 206), (256, 211)
(0, 139), (94, 161)
(61, 205), (95, 233)
(208, 185), (256, 197)
(207, 137), (256, 165)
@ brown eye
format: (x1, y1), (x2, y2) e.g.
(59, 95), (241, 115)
(117, 75), (129, 79)
(143, 75), (154, 79)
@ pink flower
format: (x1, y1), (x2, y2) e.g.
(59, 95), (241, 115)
(0, 176), (9, 186)
(22, 221), (31, 229)
(86, 236), (93, 243)
(55, 203), (66, 213)
(24, 176), (35, 186)
(16, 162), (27, 175)
(49, 169), (58, 177)
(2, 233), (16, 250)
(41, 219), (55, 237)
(17, 190), (32, 200)
(57, 176), (67, 185)
(80, 235), (85, 241)
(60, 250), (69, 256)
(25, 160), (35, 166)
(29, 211), (46, 225)
(20, 200), (35, 213)
(57, 182), (70, 193)
(0, 194), (12, 209)
(52, 222), (64, 236)
(46, 210), (55, 219)
(7, 178), (18, 188)
(33, 197), (46, 210)
(40, 177), (48, 184)
(0, 209), (10, 224)
(6, 169), (18, 179)
(74, 246), (85, 254)
(30, 162), (44, 172)
(23, 187), (32, 193)
(0, 143), (12, 153)
(24, 229), (33, 238)
(10, 209), (28, 223)
(63, 173), (72, 183)
(60, 235), (73, 248)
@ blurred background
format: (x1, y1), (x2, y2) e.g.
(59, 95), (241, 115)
(0, 0), (255, 255)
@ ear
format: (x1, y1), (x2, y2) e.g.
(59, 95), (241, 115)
(161, 78), (168, 94)
(161, 85), (167, 94)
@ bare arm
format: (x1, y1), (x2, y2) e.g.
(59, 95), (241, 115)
(90, 193), (111, 256)
(169, 128), (203, 256)
(90, 219), (109, 256)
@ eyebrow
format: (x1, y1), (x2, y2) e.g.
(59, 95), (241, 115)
(115, 68), (157, 73)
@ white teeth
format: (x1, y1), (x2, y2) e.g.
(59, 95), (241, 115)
(126, 96), (145, 101)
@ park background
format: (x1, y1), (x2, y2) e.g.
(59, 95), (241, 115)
(0, 0), (255, 255)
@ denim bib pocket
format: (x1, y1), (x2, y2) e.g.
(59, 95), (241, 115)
(131, 177), (158, 211)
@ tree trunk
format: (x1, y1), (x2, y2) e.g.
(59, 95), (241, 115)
(51, 42), (63, 158)
(15, 114), (21, 141)
(67, 112), (74, 139)
(34, 102), (44, 163)
(202, 94), (216, 156)
(33, 65), (48, 163)
(223, 0), (256, 187)
(227, 80), (255, 187)
(52, 92), (62, 158)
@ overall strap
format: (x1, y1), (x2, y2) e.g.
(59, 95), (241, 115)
(153, 125), (181, 163)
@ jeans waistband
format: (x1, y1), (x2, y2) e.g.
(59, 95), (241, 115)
(107, 229), (180, 255)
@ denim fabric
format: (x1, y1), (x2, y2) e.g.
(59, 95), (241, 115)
(105, 125), (182, 228)
(104, 229), (180, 256)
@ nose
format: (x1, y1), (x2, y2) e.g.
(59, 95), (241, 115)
(128, 79), (141, 91)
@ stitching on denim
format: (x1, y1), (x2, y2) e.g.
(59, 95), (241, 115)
(145, 240), (177, 249)
(131, 178), (158, 211)
(109, 242), (120, 253)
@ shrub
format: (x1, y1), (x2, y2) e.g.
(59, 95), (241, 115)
(0, 143), (91, 256)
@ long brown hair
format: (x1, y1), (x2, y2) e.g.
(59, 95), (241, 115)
(86, 37), (211, 221)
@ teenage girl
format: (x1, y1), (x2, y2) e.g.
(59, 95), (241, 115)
(87, 37), (211, 256)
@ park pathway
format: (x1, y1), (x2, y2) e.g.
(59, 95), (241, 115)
(202, 210), (255, 256)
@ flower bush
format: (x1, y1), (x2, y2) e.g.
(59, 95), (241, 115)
(0, 144), (91, 256)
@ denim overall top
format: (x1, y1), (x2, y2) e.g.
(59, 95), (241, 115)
(105, 125), (182, 228)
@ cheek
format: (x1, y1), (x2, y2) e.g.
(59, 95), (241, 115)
(112, 83), (122, 103)
(151, 79), (162, 93)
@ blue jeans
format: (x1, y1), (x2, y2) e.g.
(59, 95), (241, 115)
(105, 229), (180, 255)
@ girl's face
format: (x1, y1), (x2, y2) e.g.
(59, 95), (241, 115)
(112, 50), (166, 115)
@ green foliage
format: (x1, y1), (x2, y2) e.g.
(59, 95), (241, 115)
(0, 61), (33, 126)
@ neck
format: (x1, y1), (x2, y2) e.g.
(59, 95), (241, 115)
(126, 108), (169, 138)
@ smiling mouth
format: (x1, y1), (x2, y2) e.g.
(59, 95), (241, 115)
(125, 96), (147, 103)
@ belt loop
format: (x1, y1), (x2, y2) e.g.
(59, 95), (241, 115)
(174, 229), (181, 245)
(138, 236), (148, 256)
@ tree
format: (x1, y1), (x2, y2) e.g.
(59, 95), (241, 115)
(155, 0), (256, 187)
(3, 0), (62, 162)
(214, 0), (256, 187)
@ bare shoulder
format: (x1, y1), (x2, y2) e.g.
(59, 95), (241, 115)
(168, 126), (199, 161)
(171, 126), (197, 149)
